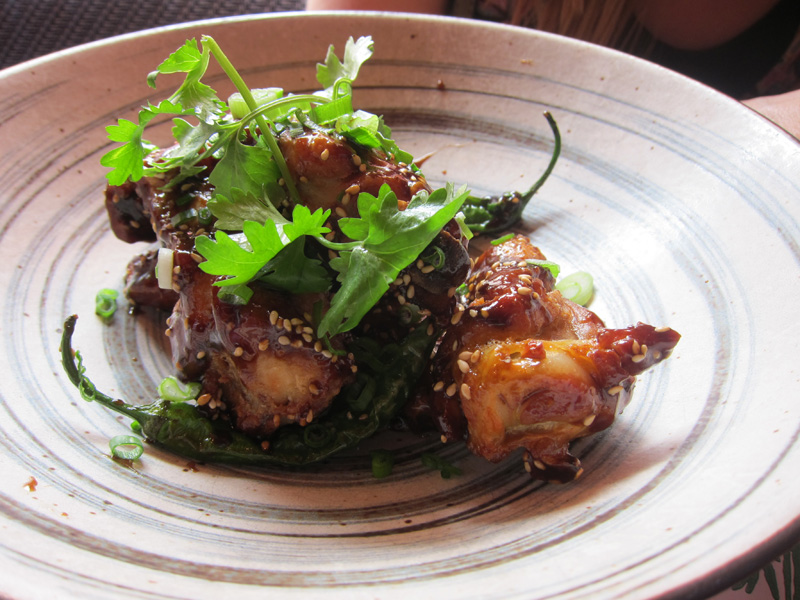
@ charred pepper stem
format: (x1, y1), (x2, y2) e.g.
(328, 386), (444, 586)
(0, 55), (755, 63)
(462, 111), (561, 234)
(61, 315), (436, 466)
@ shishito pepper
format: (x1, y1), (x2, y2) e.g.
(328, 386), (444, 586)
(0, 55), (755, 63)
(60, 314), (436, 466)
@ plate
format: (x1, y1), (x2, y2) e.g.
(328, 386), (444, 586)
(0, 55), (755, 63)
(2, 12), (799, 600)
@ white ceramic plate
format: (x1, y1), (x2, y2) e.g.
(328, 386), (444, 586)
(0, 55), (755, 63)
(2, 12), (799, 600)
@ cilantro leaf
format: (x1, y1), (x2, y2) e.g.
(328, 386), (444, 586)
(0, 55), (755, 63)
(208, 188), (286, 231)
(318, 183), (470, 338)
(316, 36), (374, 92)
(195, 205), (330, 287)
(257, 238), (332, 294)
(100, 99), (188, 185)
(208, 136), (282, 202)
(149, 39), (225, 123)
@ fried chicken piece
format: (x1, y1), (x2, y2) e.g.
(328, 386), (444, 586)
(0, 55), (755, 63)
(411, 235), (680, 482)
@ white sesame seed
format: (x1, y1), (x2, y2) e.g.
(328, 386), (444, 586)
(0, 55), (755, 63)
(309, 383), (320, 394)
(631, 354), (646, 363)
(517, 286), (533, 295)
(457, 359), (470, 373)
(469, 309), (478, 317)
(583, 414), (596, 427)
(269, 311), (279, 325)
(278, 336), (290, 345)
(459, 350), (473, 361)
(335, 207), (347, 218)
(320, 148), (330, 161)
(450, 311), (463, 325)
(196, 351), (206, 360)
(534, 459), (546, 470)
(433, 381), (445, 392)
(445, 383), (457, 397)
(655, 326), (671, 333)
(608, 385), (623, 395)
(471, 349), (481, 363)
(420, 265), (435, 274)
(352, 154), (362, 166)
(440, 434), (448, 444)
(258, 340), (269, 351)
(407, 285), (415, 299)
(460, 383), (471, 399)
(197, 393), (211, 406)
(345, 184), (361, 195)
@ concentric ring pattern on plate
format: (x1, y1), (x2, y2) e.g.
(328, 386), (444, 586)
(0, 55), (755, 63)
(1, 12), (799, 600)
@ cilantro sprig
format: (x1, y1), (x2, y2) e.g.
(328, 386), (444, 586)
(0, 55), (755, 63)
(102, 35), (471, 339)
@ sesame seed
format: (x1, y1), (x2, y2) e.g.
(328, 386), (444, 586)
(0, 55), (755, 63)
(196, 351), (206, 360)
(197, 393), (211, 406)
(292, 340), (303, 348)
(447, 287), (456, 298)
(480, 308), (490, 318)
(322, 350), (332, 358)
(583, 414), (596, 427)
(307, 410), (314, 423)
(631, 354), (646, 363)
(351, 365), (358, 373)
(457, 359), (470, 373)
(258, 340), (269, 351)
(632, 340), (641, 354)
(335, 207), (347, 218)
(459, 350), (473, 361)
(233, 347), (244, 357)
(655, 326), (671, 333)
(427, 324), (435, 336)
(302, 333), (313, 343)
(524, 461), (532, 473)
(420, 264), (435, 274)
(278, 336), (290, 345)
(653, 350), (662, 360)
(450, 311), (463, 325)
(469, 309), (478, 317)
(433, 381), (445, 392)
(440, 434), (447, 444)
(608, 385), (623, 395)
(534, 459), (546, 470)
(352, 154), (362, 166)
(299, 176), (309, 183)
(452, 340), (458, 351)
(641, 344), (648, 355)
(345, 184), (361, 195)
(341, 193), (350, 205)
(460, 383), (471, 399)
(519, 274), (532, 284)
(359, 163), (366, 172)
(314, 341), (323, 352)
(273, 415), (281, 428)
(407, 285), (416, 299)
(471, 349), (481, 363)
(165, 328), (173, 337)
(320, 148), (330, 161)
(517, 286), (533, 295)
(445, 383), (457, 397)
(397, 295), (407, 305)
(309, 383), (320, 394)
(416, 259), (425, 269)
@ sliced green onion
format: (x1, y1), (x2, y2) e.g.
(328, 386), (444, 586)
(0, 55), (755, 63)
(109, 435), (144, 460)
(156, 248), (174, 290)
(556, 271), (594, 306)
(197, 206), (213, 225)
(95, 288), (119, 320)
(228, 87), (283, 119)
(175, 193), (194, 207)
(217, 283), (254, 306)
(491, 233), (515, 246)
(420, 246), (446, 269)
(526, 259), (560, 278)
(171, 208), (198, 227)
(454, 212), (474, 240)
(371, 450), (394, 478)
(421, 452), (462, 479)
(158, 375), (202, 402)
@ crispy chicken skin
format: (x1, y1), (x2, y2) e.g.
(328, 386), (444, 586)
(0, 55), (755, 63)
(411, 235), (680, 482)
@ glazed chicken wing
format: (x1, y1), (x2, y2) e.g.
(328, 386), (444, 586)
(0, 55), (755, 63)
(412, 235), (680, 482)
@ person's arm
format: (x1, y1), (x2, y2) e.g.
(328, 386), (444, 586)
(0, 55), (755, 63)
(632, 0), (781, 50)
(743, 89), (800, 139)
(305, 0), (447, 13)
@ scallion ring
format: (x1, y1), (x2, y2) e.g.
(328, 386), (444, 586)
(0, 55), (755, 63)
(95, 288), (119, 320)
(556, 271), (594, 306)
(109, 435), (144, 460)
(371, 450), (394, 478)
(158, 375), (202, 402)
